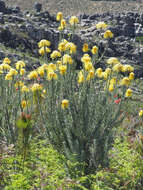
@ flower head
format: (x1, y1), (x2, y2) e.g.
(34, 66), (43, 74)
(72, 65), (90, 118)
(38, 39), (51, 48)
(3, 57), (11, 64)
(69, 16), (79, 26)
(104, 30), (114, 39)
(125, 89), (132, 98)
(91, 46), (98, 54)
(96, 22), (107, 30)
(61, 99), (69, 109)
(139, 110), (143, 117)
(82, 43), (89, 52)
(56, 12), (63, 21)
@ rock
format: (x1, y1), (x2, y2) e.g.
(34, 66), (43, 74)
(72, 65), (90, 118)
(34, 2), (42, 12)
(0, 1), (6, 13)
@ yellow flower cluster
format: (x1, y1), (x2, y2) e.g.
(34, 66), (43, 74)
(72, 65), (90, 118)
(61, 99), (69, 109)
(69, 16), (79, 26)
(38, 39), (51, 56)
(139, 110), (143, 117)
(96, 22), (107, 30)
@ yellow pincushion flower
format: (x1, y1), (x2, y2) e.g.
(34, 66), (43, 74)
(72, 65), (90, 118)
(38, 39), (51, 48)
(91, 46), (98, 54)
(104, 30), (114, 39)
(3, 57), (11, 64)
(96, 22), (107, 30)
(39, 47), (51, 56)
(86, 70), (95, 80)
(28, 70), (38, 79)
(129, 72), (134, 80)
(112, 63), (123, 73)
(121, 64), (134, 72)
(60, 19), (66, 29)
(9, 68), (18, 76)
(20, 68), (25, 76)
(50, 50), (61, 59)
(21, 100), (27, 109)
(84, 62), (93, 71)
(21, 85), (29, 93)
(107, 57), (120, 65)
(69, 16), (79, 26)
(15, 81), (24, 88)
(59, 65), (67, 75)
(110, 77), (116, 85)
(63, 54), (73, 64)
(78, 70), (84, 84)
(139, 110), (143, 117)
(65, 42), (77, 54)
(96, 68), (103, 78)
(58, 42), (66, 52)
(125, 88), (132, 98)
(105, 68), (111, 75)
(109, 84), (114, 92)
(48, 63), (57, 71)
(47, 70), (58, 81)
(81, 54), (91, 64)
(37, 67), (45, 77)
(120, 77), (130, 86)
(31, 83), (42, 92)
(56, 12), (63, 21)
(5, 73), (12, 80)
(102, 72), (108, 80)
(15, 60), (25, 70)
(0, 63), (11, 70)
(82, 43), (89, 52)
(61, 99), (69, 109)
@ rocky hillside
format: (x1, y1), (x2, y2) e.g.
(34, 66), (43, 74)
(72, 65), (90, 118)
(0, 0), (143, 77)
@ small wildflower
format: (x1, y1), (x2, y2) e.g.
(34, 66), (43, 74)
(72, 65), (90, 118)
(61, 99), (69, 109)
(56, 12), (63, 21)
(3, 57), (11, 64)
(59, 65), (67, 75)
(120, 77), (130, 86)
(38, 39), (51, 48)
(96, 22), (107, 30)
(125, 89), (132, 98)
(50, 50), (61, 59)
(39, 47), (51, 56)
(31, 83), (42, 92)
(69, 16), (79, 26)
(21, 85), (29, 93)
(107, 57), (120, 65)
(104, 30), (114, 39)
(139, 110), (143, 117)
(78, 70), (84, 84)
(91, 46), (98, 54)
(82, 43), (89, 52)
(21, 100), (27, 109)
(129, 72), (134, 80)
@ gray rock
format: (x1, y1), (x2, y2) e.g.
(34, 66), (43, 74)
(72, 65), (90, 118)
(34, 2), (42, 12)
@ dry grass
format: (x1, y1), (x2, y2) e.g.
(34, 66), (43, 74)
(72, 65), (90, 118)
(4, 0), (143, 16)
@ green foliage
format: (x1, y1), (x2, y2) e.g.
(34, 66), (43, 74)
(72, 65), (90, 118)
(0, 139), (88, 190)
(90, 137), (143, 190)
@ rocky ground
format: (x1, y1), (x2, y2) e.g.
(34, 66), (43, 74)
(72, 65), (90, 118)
(0, 0), (143, 77)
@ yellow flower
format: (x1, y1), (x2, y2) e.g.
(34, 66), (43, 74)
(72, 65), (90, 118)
(50, 50), (61, 59)
(65, 42), (76, 54)
(105, 68), (111, 75)
(58, 42), (66, 52)
(107, 57), (120, 65)
(21, 100), (27, 109)
(3, 57), (11, 64)
(15, 81), (24, 88)
(86, 70), (95, 80)
(63, 54), (73, 64)
(56, 12), (63, 21)
(91, 46), (98, 54)
(37, 67), (45, 77)
(129, 72), (134, 80)
(112, 63), (123, 73)
(60, 19), (66, 29)
(31, 83), (42, 92)
(21, 85), (29, 93)
(59, 65), (67, 75)
(47, 70), (58, 81)
(96, 22), (107, 29)
(15, 61), (25, 70)
(48, 63), (57, 71)
(121, 64), (134, 72)
(61, 99), (69, 109)
(82, 43), (89, 52)
(110, 77), (116, 85)
(0, 63), (11, 70)
(125, 88), (132, 98)
(78, 70), (84, 84)
(39, 47), (51, 56)
(120, 77), (130, 86)
(28, 70), (38, 79)
(9, 68), (18, 76)
(102, 72), (108, 80)
(38, 39), (51, 48)
(96, 68), (103, 78)
(5, 73), (12, 80)
(139, 110), (143, 117)
(81, 54), (91, 64)
(104, 30), (114, 39)
(84, 62), (93, 71)
(109, 84), (114, 92)
(20, 68), (26, 76)
(56, 60), (62, 66)
(69, 16), (79, 26)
